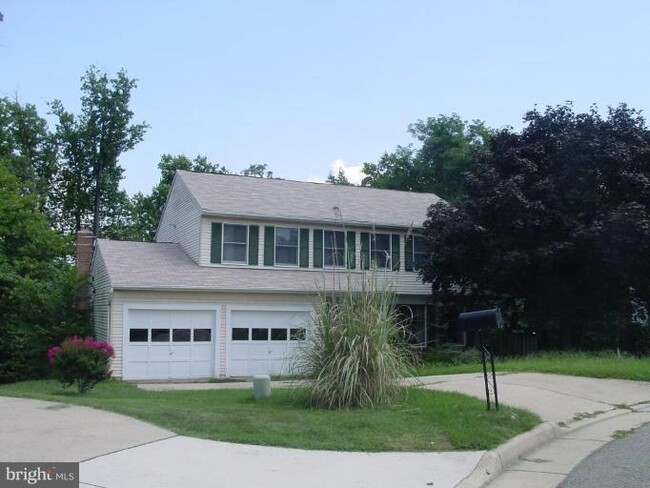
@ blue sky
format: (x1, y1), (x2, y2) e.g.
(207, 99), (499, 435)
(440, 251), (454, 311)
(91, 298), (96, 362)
(2, 1), (649, 194)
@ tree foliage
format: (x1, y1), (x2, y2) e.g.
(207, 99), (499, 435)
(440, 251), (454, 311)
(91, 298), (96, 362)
(362, 114), (492, 202)
(326, 168), (353, 185)
(0, 97), (56, 210)
(50, 67), (148, 236)
(421, 103), (650, 350)
(0, 162), (90, 382)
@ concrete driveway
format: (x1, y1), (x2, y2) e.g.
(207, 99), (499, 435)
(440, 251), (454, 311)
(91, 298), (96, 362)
(0, 396), (481, 488)
(1, 373), (648, 488)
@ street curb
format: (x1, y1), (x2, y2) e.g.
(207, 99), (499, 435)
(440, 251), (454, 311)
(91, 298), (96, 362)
(455, 408), (632, 488)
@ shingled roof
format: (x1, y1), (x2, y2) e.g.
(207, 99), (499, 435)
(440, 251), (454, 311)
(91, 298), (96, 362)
(176, 170), (441, 228)
(95, 239), (422, 293)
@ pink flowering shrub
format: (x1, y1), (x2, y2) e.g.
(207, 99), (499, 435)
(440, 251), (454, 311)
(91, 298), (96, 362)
(48, 336), (114, 394)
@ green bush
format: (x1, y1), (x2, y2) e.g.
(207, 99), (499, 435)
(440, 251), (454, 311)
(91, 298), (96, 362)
(296, 275), (413, 409)
(48, 336), (114, 394)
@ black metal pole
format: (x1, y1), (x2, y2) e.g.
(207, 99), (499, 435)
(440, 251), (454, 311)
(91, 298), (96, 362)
(490, 347), (499, 411)
(481, 341), (491, 410)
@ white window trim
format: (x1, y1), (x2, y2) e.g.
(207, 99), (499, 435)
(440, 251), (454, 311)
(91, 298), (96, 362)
(274, 226), (300, 267)
(222, 222), (249, 265)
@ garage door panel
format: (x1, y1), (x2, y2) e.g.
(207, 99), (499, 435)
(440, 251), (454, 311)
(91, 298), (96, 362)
(148, 346), (171, 361)
(228, 310), (310, 377)
(124, 308), (217, 380)
(192, 344), (213, 360)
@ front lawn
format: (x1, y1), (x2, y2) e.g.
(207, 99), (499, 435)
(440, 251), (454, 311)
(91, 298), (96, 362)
(0, 380), (539, 452)
(415, 351), (650, 381)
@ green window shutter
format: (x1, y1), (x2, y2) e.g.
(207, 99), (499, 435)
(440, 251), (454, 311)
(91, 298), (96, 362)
(210, 223), (222, 264)
(248, 225), (259, 265)
(346, 231), (356, 269)
(405, 235), (414, 272)
(264, 226), (275, 266)
(360, 232), (370, 270)
(391, 234), (400, 271)
(299, 228), (309, 268)
(313, 229), (323, 268)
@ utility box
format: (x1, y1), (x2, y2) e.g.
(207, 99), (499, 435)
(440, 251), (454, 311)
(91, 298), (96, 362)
(457, 309), (503, 347)
(253, 375), (272, 400)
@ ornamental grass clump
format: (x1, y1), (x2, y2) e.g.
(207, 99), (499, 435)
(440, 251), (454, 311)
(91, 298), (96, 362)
(298, 275), (413, 409)
(48, 336), (114, 394)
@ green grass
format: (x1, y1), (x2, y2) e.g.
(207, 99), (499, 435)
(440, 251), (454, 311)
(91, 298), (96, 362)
(415, 351), (650, 381)
(0, 379), (539, 452)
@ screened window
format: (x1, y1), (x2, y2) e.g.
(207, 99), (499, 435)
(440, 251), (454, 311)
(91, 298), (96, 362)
(371, 233), (391, 268)
(223, 224), (248, 263)
(413, 235), (428, 270)
(324, 230), (345, 268)
(275, 227), (299, 265)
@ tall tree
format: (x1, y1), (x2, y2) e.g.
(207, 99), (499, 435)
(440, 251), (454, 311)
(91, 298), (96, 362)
(362, 114), (492, 202)
(421, 103), (650, 351)
(0, 98), (56, 209)
(50, 67), (148, 236)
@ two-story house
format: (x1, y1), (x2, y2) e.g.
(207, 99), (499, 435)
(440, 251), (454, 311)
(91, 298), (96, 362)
(90, 170), (441, 381)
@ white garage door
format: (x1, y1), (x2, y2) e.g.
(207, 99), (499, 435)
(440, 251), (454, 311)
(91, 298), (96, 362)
(228, 309), (310, 377)
(124, 308), (217, 380)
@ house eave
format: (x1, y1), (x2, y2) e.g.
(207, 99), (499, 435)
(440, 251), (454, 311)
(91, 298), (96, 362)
(200, 210), (424, 231)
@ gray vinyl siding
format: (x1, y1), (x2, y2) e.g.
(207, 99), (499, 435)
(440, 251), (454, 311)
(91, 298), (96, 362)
(90, 246), (112, 342)
(156, 175), (202, 263)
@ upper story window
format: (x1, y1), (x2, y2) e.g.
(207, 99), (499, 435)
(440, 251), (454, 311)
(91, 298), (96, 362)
(222, 224), (248, 263)
(371, 233), (391, 268)
(413, 235), (428, 270)
(275, 227), (299, 266)
(324, 230), (346, 268)
(211, 222), (259, 265)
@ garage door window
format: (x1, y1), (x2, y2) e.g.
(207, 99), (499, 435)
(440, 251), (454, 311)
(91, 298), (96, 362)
(129, 329), (148, 342)
(231, 328), (249, 341)
(290, 328), (306, 341)
(232, 327), (306, 342)
(173, 329), (191, 342)
(152, 329), (170, 342)
(251, 328), (269, 341)
(194, 329), (212, 342)
(271, 328), (287, 341)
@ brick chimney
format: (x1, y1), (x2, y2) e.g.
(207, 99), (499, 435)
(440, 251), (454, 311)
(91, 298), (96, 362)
(75, 229), (94, 310)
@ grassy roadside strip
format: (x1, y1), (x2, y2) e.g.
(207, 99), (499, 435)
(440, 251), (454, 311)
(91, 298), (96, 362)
(415, 351), (650, 381)
(0, 379), (539, 452)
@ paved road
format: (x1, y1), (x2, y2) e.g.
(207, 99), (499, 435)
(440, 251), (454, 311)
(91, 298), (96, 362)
(558, 423), (650, 488)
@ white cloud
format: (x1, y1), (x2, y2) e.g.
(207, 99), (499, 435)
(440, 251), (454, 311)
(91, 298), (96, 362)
(330, 159), (364, 185)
